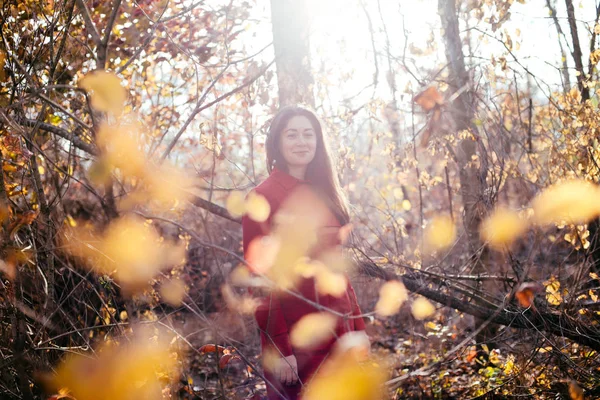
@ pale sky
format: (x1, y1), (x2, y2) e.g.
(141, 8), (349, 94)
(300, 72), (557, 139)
(247, 0), (596, 103)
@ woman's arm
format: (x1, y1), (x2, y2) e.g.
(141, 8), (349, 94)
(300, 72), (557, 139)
(243, 211), (298, 383)
(347, 282), (366, 331)
(242, 212), (294, 358)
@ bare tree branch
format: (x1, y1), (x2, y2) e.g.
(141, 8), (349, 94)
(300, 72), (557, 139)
(565, 0), (589, 100)
(75, 0), (102, 48)
(16, 117), (97, 155)
(186, 192), (241, 223)
(160, 59), (276, 161)
(102, 0), (122, 47)
(358, 258), (600, 352)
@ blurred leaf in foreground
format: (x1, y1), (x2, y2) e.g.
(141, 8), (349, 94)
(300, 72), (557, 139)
(48, 326), (181, 400)
(411, 297), (436, 320)
(290, 312), (337, 350)
(423, 214), (456, 253)
(532, 179), (600, 225)
(375, 280), (408, 317)
(62, 215), (185, 292)
(79, 71), (127, 115)
(480, 207), (528, 250)
(303, 352), (387, 400)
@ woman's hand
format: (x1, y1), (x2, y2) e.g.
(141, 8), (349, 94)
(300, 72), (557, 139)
(334, 331), (371, 361)
(276, 354), (299, 385)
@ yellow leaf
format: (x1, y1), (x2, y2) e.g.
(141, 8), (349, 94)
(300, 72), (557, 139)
(63, 215), (185, 292)
(245, 191), (270, 222)
(544, 276), (563, 305)
(532, 179), (600, 225)
(229, 265), (254, 286)
(375, 280), (408, 317)
(159, 278), (187, 306)
(411, 297), (436, 320)
(303, 353), (387, 400)
(424, 215), (456, 251)
(262, 347), (282, 374)
(424, 215), (456, 252)
(503, 354), (515, 375)
(294, 257), (320, 278)
(480, 207), (528, 249)
(245, 235), (280, 274)
(314, 267), (347, 297)
(221, 284), (259, 314)
(393, 188), (403, 199)
(401, 199), (412, 211)
(226, 192), (245, 218)
(79, 71), (127, 114)
(66, 215), (77, 227)
(143, 164), (194, 208)
(49, 326), (179, 400)
(96, 123), (147, 179)
(290, 312), (337, 350)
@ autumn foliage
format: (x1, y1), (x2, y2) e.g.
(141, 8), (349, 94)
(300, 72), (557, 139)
(1, 0), (600, 399)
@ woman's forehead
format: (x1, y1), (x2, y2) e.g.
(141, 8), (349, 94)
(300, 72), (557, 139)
(285, 115), (314, 131)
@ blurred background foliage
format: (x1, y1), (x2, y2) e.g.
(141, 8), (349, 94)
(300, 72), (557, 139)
(1, 0), (600, 398)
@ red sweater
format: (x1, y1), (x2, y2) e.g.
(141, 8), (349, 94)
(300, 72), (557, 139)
(242, 168), (365, 396)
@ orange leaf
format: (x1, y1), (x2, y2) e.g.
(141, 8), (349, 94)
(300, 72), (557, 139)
(218, 354), (241, 369)
(466, 348), (478, 363)
(9, 210), (39, 240)
(199, 344), (226, 355)
(569, 380), (584, 400)
(414, 86), (444, 112)
(515, 282), (541, 308)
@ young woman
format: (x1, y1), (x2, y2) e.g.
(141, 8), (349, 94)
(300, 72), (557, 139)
(242, 106), (368, 400)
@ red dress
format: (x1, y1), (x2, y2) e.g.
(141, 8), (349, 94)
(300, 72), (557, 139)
(242, 168), (366, 400)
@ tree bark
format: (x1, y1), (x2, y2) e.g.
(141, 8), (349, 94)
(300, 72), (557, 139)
(546, 0), (571, 91)
(438, 0), (485, 262)
(270, 0), (314, 107)
(439, 0), (495, 349)
(564, 0), (589, 101)
(356, 259), (600, 353)
(563, 0), (600, 275)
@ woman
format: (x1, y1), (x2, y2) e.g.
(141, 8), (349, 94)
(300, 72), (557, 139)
(242, 106), (368, 400)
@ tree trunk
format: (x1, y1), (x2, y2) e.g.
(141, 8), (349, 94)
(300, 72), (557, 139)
(564, 0), (589, 101)
(563, 0), (600, 275)
(546, 0), (571, 91)
(438, 0), (494, 350)
(438, 0), (485, 262)
(270, 0), (314, 107)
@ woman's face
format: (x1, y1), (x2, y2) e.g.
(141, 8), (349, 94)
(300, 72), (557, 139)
(279, 115), (317, 168)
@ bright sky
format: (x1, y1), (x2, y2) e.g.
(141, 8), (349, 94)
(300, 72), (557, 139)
(178, 0), (597, 169)
(247, 0), (596, 104)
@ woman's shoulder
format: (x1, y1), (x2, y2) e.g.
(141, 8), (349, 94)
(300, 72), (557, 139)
(251, 173), (280, 198)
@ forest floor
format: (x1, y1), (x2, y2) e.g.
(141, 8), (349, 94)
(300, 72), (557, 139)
(169, 301), (598, 400)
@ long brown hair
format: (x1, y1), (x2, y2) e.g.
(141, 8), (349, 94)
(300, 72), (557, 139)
(266, 106), (350, 225)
